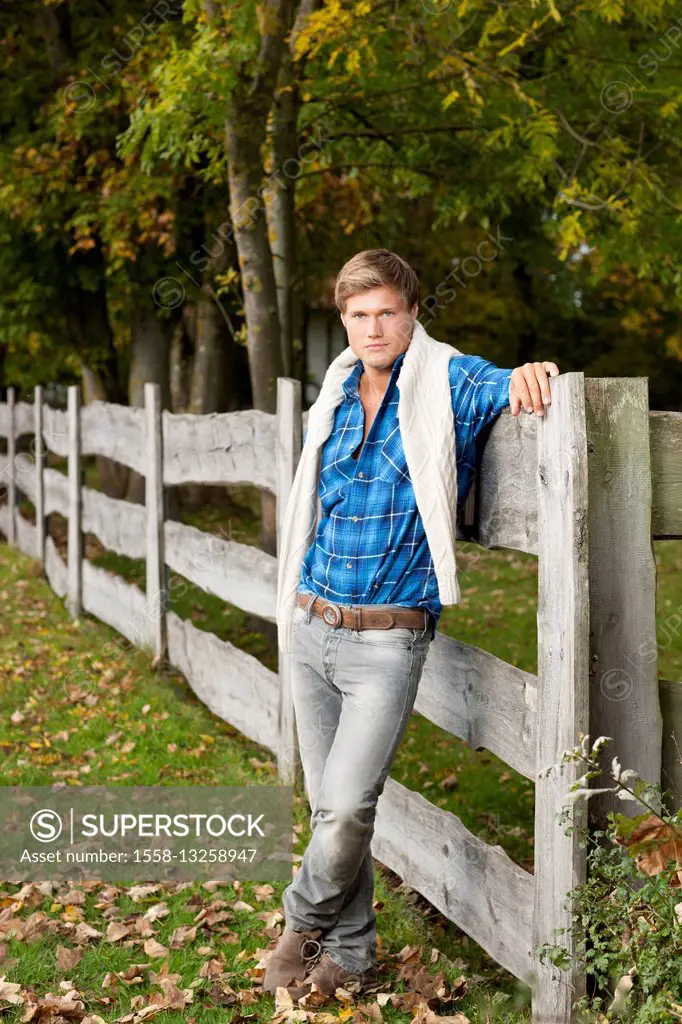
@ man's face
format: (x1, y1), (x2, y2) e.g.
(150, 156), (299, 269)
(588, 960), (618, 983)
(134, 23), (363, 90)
(340, 286), (419, 373)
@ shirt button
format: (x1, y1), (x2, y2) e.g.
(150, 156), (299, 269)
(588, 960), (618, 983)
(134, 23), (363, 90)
(346, 562), (352, 569)
(352, 516), (358, 522)
(358, 472), (363, 478)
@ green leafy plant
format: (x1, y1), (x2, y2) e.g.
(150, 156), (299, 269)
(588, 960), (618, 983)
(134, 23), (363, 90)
(538, 734), (682, 1021)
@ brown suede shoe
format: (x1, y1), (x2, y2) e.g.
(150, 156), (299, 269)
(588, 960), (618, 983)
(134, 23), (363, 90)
(261, 926), (324, 994)
(287, 950), (378, 1002)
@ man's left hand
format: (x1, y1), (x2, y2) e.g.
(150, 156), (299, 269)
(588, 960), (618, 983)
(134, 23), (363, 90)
(509, 361), (560, 417)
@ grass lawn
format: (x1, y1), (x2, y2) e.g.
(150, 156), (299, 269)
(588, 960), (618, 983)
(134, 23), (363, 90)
(1, 475), (680, 1023)
(0, 543), (533, 1024)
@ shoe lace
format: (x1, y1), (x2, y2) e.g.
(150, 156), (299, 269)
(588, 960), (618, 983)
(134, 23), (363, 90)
(300, 937), (323, 968)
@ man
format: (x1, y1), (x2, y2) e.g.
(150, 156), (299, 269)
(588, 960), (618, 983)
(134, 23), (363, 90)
(264, 249), (559, 1001)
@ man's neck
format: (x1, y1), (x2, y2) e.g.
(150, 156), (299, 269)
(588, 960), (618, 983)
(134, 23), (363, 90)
(360, 367), (391, 396)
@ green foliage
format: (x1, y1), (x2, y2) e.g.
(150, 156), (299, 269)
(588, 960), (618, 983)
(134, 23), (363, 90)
(2, 0), (682, 398)
(537, 734), (682, 1019)
(548, 824), (682, 1020)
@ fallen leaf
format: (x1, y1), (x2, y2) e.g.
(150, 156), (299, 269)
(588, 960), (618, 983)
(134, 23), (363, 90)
(142, 903), (169, 922)
(56, 945), (83, 971)
(105, 921), (132, 942)
(411, 1000), (471, 1024)
(143, 938), (169, 958)
(0, 975), (24, 1005)
(127, 885), (160, 903)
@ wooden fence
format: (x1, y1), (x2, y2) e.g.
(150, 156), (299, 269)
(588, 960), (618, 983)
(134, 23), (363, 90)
(0, 374), (680, 1024)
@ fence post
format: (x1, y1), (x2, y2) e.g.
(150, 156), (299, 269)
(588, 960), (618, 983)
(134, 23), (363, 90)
(34, 385), (45, 564)
(532, 372), (589, 1024)
(67, 385), (82, 619)
(584, 378), (662, 824)
(6, 387), (15, 547)
(277, 376), (303, 787)
(144, 382), (168, 661)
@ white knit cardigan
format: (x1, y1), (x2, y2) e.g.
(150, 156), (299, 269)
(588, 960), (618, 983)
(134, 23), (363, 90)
(276, 318), (464, 653)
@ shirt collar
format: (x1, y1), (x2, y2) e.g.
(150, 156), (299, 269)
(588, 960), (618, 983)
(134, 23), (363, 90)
(341, 350), (406, 398)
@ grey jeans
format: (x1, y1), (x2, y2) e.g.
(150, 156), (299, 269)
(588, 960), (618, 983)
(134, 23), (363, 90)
(281, 593), (433, 976)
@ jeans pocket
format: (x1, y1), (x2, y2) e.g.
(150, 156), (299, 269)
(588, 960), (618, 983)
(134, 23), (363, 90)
(354, 626), (421, 650)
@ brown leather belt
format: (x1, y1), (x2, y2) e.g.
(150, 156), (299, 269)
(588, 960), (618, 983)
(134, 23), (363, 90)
(295, 591), (429, 631)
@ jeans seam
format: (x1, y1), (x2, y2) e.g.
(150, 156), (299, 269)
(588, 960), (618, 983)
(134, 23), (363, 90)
(324, 949), (372, 975)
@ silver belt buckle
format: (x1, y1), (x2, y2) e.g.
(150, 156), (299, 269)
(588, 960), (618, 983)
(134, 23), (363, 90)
(321, 601), (343, 628)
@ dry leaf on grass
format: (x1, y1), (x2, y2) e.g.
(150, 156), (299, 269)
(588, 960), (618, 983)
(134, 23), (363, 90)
(168, 924), (197, 946)
(142, 938), (168, 958)
(411, 1000), (471, 1024)
(55, 945), (83, 971)
(198, 958), (225, 979)
(105, 921), (132, 943)
(20, 987), (85, 1021)
(0, 975), (24, 1006)
(141, 903), (169, 923)
(125, 885), (160, 903)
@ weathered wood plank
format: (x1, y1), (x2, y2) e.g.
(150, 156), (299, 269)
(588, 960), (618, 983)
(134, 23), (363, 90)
(13, 401), (34, 437)
(8, 451), (37, 505)
(67, 386), (82, 618)
(6, 389), (16, 546)
(659, 678), (682, 814)
(44, 467), (69, 518)
(42, 405), (69, 457)
(35, 387), (45, 563)
(82, 558), (149, 649)
(585, 379), (662, 823)
(82, 486), (145, 559)
(372, 776), (534, 985)
(44, 535), (68, 597)
(414, 634), (538, 781)
(164, 519), (277, 617)
(15, 511), (38, 559)
(0, 402), (7, 438)
(476, 411), (538, 554)
(145, 383), (167, 660)
(81, 401), (146, 475)
(277, 377), (303, 786)
(162, 408), (277, 492)
(649, 410), (682, 539)
(167, 611), (280, 754)
(0, 507), (37, 558)
(533, 372), (589, 1021)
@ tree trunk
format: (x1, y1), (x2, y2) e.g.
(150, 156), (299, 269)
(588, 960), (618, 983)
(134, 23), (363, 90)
(67, 258), (129, 500)
(513, 261), (538, 365)
(0, 341), (7, 400)
(182, 218), (241, 512)
(265, 0), (322, 386)
(125, 301), (175, 505)
(223, 1), (296, 555)
(266, 48), (299, 379)
(170, 317), (192, 415)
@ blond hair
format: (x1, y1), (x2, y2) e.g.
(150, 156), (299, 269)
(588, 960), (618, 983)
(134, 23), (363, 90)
(334, 249), (419, 314)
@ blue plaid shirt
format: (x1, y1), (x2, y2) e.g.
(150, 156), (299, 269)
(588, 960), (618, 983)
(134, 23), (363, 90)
(298, 352), (513, 635)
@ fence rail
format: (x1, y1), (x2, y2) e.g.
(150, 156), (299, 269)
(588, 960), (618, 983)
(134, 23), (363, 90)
(1, 375), (680, 1024)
